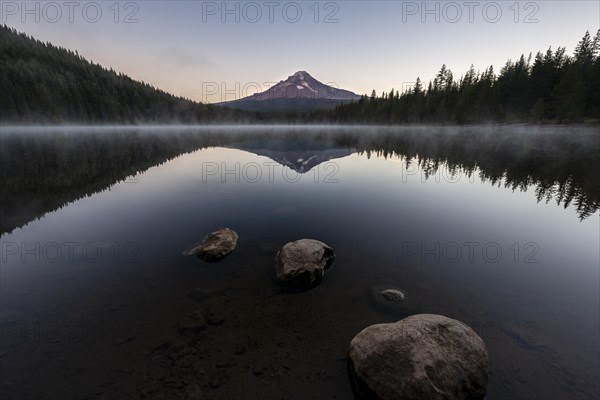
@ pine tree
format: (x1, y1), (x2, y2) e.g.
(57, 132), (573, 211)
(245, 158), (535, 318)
(414, 78), (423, 95)
(575, 30), (594, 63)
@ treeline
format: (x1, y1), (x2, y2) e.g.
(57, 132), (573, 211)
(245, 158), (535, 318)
(2, 25), (599, 125)
(313, 31), (600, 124)
(0, 25), (263, 124)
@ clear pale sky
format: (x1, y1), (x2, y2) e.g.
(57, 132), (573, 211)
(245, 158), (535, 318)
(3, 1), (599, 103)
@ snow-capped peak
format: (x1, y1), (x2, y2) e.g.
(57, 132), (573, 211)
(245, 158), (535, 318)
(225, 70), (361, 103)
(292, 71), (309, 79)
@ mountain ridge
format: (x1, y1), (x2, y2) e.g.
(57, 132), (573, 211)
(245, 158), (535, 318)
(219, 70), (361, 112)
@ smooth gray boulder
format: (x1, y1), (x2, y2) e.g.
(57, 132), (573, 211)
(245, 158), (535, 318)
(276, 239), (335, 288)
(186, 228), (238, 262)
(348, 314), (489, 400)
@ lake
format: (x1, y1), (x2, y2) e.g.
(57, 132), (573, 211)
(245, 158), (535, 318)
(1, 125), (598, 399)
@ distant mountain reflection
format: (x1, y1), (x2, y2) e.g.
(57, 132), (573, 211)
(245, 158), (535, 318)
(1, 126), (598, 235)
(227, 138), (353, 173)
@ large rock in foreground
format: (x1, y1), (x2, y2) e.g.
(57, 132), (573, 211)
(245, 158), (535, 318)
(348, 314), (488, 400)
(276, 239), (335, 288)
(186, 228), (238, 262)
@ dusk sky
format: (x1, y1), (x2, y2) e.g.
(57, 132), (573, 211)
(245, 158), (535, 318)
(4, 1), (599, 103)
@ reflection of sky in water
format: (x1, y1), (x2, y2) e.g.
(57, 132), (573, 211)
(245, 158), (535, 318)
(4, 146), (598, 275)
(1, 143), (598, 399)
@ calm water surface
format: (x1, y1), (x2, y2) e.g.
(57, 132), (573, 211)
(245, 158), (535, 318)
(1, 126), (598, 399)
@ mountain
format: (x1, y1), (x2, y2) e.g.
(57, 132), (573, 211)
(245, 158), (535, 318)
(219, 71), (361, 112)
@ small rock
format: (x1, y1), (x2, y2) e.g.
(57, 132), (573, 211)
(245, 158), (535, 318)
(370, 285), (410, 316)
(207, 312), (224, 326)
(380, 289), (405, 302)
(185, 228), (238, 262)
(348, 314), (489, 400)
(178, 311), (208, 333)
(276, 239), (335, 288)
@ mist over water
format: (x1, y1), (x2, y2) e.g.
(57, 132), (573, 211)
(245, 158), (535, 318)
(2, 124), (598, 235)
(1, 125), (598, 399)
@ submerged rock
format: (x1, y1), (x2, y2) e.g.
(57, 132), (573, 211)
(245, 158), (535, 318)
(207, 311), (224, 326)
(178, 310), (208, 332)
(348, 314), (489, 400)
(380, 289), (405, 302)
(276, 239), (335, 288)
(370, 285), (409, 315)
(186, 228), (238, 262)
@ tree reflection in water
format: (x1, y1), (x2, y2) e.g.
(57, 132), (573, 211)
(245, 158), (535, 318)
(1, 126), (598, 235)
